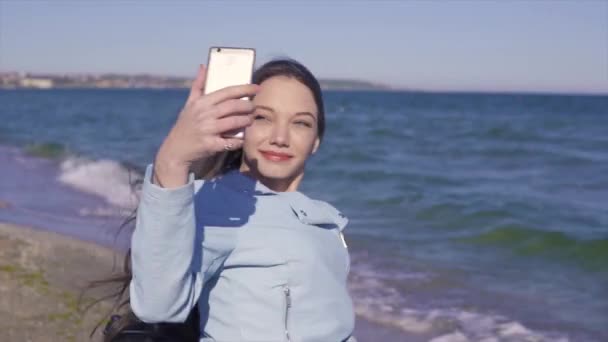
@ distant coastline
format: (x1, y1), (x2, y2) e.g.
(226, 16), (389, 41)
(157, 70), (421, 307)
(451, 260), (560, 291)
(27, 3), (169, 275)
(0, 71), (392, 91)
(3, 71), (604, 96)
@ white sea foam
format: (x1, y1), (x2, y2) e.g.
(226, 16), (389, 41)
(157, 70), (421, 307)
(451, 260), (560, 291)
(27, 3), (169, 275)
(58, 157), (142, 210)
(353, 300), (569, 341)
(78, 206), (131, 218)
(429, 331), (469, 342)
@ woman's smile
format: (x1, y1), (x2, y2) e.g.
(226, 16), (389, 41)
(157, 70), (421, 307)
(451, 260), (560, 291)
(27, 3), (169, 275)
(259, 149), (293, 162)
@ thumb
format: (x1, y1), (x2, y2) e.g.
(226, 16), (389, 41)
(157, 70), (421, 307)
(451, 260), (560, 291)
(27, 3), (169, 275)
(186, 64), (207, 104)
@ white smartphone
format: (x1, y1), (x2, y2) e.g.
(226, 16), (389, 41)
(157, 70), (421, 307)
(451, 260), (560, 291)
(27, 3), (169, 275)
(204, 47), (256, 139)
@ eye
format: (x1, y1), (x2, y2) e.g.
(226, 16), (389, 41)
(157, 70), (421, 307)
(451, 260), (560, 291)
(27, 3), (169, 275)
(294, 120), (312, 128)
(254, 114), (270, 121)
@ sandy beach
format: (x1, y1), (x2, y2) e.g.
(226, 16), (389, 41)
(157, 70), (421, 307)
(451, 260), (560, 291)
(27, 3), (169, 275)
(0, 222), (121, 342)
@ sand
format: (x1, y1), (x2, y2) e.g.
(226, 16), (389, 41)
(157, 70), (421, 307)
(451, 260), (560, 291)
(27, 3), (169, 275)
(0, 222), (123, 342)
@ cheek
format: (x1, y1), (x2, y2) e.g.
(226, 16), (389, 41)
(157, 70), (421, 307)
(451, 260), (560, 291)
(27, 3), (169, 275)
(244, 125), (264, 144)
(246, 120), (273, 136)
(292, 130), (318, 154)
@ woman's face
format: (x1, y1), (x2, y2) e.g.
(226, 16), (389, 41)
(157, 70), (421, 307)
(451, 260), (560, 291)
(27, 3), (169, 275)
(240, 76), (320, 191)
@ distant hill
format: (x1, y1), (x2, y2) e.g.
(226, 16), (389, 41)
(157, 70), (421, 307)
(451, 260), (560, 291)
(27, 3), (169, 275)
(0, 71), (393, 91)
(319, 79), (391, 91)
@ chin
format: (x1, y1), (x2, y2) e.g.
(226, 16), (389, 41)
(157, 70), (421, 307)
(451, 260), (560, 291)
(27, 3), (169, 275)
(252, 157), (302, 181)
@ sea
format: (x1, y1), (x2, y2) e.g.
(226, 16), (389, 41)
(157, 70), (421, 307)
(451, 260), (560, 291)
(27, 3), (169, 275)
(0, 89), (606, 341)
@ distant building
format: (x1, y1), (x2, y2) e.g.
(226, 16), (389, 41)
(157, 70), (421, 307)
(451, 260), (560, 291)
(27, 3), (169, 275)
(20, 78), (54, 89)
(95, 79), (114, 88)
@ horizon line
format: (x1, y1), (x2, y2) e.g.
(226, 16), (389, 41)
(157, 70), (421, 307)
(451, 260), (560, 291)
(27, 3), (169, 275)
(1, 69), (606, 97)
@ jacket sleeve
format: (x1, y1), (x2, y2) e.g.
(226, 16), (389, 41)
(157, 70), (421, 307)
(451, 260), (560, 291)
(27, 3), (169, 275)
(129, 164), (233, 323)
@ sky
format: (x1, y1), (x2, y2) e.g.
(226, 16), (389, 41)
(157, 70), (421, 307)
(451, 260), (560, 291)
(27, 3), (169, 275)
(0, 0), (606, 94)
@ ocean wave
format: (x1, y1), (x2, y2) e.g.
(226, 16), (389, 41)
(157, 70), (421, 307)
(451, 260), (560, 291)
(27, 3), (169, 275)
(480, 124), (539, 142)
(460, 224), (608, 271)
(473, 142), (607, 164)
(427, 313), (570, 342)
(78, 206), (133, 218)
(354, 305), (569, 342)
(58, 157), (143, 210)
(24, 142), (68, 159)
(348, 260), (573, 341)
(414, 203), (466, 221)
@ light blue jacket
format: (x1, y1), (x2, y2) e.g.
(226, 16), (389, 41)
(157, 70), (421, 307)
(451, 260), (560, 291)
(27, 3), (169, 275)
(129, 164), (355, 342)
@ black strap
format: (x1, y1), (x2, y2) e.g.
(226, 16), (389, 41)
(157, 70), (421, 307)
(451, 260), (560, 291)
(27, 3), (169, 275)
(104, 306), (200, 342)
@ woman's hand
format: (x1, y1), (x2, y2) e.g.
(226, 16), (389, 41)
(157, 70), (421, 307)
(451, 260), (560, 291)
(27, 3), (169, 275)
(153, 65), (259, 188)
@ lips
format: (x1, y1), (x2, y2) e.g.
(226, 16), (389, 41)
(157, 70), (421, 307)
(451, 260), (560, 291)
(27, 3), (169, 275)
(259, 150), (293, 162)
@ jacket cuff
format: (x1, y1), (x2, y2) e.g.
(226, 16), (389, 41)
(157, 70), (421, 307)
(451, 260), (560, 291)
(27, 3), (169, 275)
(141, 163), (195, 205)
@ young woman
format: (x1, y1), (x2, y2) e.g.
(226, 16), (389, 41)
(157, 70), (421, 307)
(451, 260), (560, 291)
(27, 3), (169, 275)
(104, 59), (355, 342)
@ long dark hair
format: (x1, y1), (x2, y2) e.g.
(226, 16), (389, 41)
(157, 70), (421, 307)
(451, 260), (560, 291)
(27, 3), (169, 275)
(84, 58), (326, 341)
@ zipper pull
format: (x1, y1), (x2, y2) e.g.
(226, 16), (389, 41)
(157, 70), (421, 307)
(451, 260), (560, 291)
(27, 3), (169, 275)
(284, 287), (291, 307)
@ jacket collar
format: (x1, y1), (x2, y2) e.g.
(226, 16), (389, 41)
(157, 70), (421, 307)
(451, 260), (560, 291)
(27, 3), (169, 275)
(219, 170), (348, 231)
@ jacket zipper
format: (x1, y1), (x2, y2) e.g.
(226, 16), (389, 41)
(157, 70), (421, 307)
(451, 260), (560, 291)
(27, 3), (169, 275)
(283, 286), (292, 342)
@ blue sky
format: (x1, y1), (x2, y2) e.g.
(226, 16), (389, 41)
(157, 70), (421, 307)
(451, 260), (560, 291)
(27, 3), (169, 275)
(1, 1), (606, 94)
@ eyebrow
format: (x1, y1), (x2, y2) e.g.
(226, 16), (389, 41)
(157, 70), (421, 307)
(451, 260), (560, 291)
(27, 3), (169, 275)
(255, 105), (316, 119)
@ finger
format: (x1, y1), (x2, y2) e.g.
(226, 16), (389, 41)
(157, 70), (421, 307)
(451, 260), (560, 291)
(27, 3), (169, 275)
(186, 64), (207, 104)
(211, 99), (255, 119)
(212, 114), (253, 135)
(202, 84), (260, 106)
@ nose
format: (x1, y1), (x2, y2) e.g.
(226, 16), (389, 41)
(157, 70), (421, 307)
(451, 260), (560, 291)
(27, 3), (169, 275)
(269, 121), (290, 147)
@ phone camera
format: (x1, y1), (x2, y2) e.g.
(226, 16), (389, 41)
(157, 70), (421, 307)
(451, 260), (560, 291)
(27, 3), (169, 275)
(217, 48), (222, 52)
